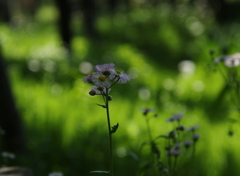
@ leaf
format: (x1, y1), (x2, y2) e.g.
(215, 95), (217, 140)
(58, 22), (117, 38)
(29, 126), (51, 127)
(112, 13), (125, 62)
(111, 123), (119, 134)
(96, 104), (106, 108)
(90, 171), (110, 174)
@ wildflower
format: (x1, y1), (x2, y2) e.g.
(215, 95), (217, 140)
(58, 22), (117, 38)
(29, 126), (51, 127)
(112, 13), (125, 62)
(162, 168), (169, 175)
(167, 148), (182, 157)
(184, 140), (193, 148)
(140, 108), (155, 116)
(82, 73), (94, 83)
(95, 63), (115, 76)
(89, 90), (96, 96)
(168, 130), (176, 138)
(224, 56), (240, 67)
(109, 69), (131, 84)
(166, 113), (184, 122)
(173, 143), (181, 150)
(82, 63), (130, 96)
(2, 152), (15, 159)
(176, 125), (185, 131)
(107, 95), (113, 101)
(214, 53), (240, 67)
(48, 172), (63, 176)
(193, 133), (200, 142)
(89, 86), (111, 96)
(187, 125), (200, 132)
(91, 72), (111, 87)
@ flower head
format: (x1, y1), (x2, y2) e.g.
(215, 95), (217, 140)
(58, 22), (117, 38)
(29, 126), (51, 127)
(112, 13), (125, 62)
(95, 63), (115, 76)
(91, 72), (111, 87)
(193, 133), (200, 142)
(89, 85), (111, 96)
(187, 125), (200, 132)
(82, 63), (130, 96)
(140, 108), (155, 116)
(109, 69), (131, 84)
(166, 113), (184, 122)
(184, 140), (193, 148)
(82, 72), (95, 83)
(224, 56), (240, 67)
(214, 53), (240, 67)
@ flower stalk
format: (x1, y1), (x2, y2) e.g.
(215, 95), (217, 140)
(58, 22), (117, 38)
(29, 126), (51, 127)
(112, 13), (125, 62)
(83, 63), (130, 175)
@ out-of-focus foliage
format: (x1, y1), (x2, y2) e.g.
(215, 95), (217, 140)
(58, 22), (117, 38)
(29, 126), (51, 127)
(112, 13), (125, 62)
(1, 1), (240, 176)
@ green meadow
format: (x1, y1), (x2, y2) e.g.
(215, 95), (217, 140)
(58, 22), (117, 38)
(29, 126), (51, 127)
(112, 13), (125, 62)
(1, 2), (240, 176)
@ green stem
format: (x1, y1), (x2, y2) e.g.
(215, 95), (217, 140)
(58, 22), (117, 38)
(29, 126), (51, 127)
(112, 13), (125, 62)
(146, 118), (153, 142)
(105, 89), (113, 176)
(172, 157), (178, 175)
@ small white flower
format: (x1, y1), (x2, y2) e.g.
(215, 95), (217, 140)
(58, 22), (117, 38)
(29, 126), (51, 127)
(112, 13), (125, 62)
(166, 113), (184, 122)
(82, 72), (95, 83)
(187, 125), (200, 132)
(95, 63), (116, 77)
(224, 57), (240, 67)
(214, 53), (240, 67)
(167, 148), (182, 157)
(140, 108), (155, 116)
(193, 133), (200, 142)
(89, 85), (111, 95)
(109, 69), (131, 84)
(91, 72), (111, 87)
(184, 140), (193, 148)
(2, 152), (15, 159)
(95, 63), (115, 72)
(48, 172), (63, 176)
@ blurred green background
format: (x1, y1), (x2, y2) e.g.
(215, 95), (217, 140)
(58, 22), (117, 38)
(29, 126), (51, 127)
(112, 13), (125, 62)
(1, 0), (240, 175)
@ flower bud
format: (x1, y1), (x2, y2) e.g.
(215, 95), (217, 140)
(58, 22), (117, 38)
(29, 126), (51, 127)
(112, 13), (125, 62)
(176, 125), (185, 131)
(107, 95), (113, 101)
(89, 90), (96, 96)
(184, 140), (193, 148)
(193, 133), (200, 142)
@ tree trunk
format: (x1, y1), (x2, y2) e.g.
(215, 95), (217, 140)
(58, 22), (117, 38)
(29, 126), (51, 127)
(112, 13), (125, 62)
(0, 0), (11, 23)
(81, 0), (98, 39)
(0, 54), (25, 153)
(55, 0), (72, 52)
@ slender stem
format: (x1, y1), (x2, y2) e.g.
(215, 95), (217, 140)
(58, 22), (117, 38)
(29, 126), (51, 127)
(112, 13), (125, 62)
(146, 118), (153, 142)
(105, 89), (113, 176)
(172, 157), (178, 175)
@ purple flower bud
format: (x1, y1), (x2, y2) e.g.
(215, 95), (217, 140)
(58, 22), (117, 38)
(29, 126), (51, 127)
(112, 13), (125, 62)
(107, 95), (113, 101)
(89, 90), (96, 96)
(184, 140), (193, 148)
(193, 133), (200, 142)
(176, 125), (185, 131)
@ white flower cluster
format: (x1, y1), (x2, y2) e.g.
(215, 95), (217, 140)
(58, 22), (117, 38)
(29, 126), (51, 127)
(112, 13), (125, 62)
(215, 53), (240, 67)
(82, 63), (130, 96)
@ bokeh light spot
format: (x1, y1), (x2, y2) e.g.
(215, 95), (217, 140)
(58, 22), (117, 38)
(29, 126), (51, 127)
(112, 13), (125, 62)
(79, 62), (93, 74)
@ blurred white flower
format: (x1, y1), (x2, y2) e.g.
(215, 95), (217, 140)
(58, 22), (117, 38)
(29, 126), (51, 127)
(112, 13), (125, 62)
(109, 69), (131, 84)
(2, 152), (15, 159)
(166, 113), (184, 122)
(214, 53), (240, 67)
(178, 60), (195, 74)
(48, 172), (63, 176)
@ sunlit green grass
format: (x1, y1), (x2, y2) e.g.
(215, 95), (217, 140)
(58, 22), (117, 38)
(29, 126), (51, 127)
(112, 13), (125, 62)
(1, 3), (240, 176)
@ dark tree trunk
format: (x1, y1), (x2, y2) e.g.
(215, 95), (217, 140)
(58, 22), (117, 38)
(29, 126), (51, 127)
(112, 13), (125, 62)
(81, 0), (98, 39)
(0, 0), (11, 23)
(108, 0), (118, 13)
(55, 0), (72, 52)
(0, 54), (25, 153)
(207, 0), (240, 23)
